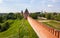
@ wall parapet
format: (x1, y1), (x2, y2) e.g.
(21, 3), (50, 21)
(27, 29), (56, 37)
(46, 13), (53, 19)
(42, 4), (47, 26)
(42, 23), (60, 38)
(27, 16), (57, 38)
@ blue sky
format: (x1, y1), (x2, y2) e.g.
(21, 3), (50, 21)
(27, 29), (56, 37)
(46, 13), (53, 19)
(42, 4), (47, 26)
(0, 0), (60, 13)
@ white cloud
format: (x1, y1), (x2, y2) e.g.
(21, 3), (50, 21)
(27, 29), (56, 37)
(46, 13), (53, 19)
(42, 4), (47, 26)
(48, 0), (59, 2)
(52, 0), (57, 2)
(48, 4), (53, 7)
(0, 0), (3, 3)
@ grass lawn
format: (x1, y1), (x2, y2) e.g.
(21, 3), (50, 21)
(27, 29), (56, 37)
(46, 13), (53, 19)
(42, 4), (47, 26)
(0, 19), (38, 38)
(19, 19), (38, 38)
(42, 20), (60, 30)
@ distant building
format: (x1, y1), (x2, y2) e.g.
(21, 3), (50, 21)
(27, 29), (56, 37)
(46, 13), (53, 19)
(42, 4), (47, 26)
(23, 9), (29, 19)
(21, 10), (23, 16)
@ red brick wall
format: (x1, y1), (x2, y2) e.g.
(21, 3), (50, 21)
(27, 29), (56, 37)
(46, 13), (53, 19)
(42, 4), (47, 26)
(27, 16), (60, 38)
(42, 23), (60, 38)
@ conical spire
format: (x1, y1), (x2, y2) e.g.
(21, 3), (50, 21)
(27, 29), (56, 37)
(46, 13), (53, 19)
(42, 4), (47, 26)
(25, 8), (29, 13)
(23, 8), (29, 19)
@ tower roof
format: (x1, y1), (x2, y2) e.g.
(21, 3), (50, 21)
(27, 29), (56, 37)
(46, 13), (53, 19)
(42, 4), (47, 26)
(25, 8), (29, 13)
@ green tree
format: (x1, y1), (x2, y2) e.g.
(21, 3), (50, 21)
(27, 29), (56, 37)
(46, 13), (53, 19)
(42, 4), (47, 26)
(16, 13), (23, 19)
(30, 13), (38, 19)
(0, 25), (1, 29)
(1, 22), (10, 32)
(45, 13), (52, 19)
(0, 16), (3, 23)
(7, 12), (16, 20)
(56, 14), (60, 21)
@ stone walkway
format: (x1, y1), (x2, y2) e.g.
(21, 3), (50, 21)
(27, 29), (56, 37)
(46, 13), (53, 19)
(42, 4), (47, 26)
(27, 16), (57, 38)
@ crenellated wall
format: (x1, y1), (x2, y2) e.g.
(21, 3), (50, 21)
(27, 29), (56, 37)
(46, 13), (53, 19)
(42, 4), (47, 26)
(43, 24), (60, 38)
(40, 22), (60, 38)
(27, 16), (60, 38)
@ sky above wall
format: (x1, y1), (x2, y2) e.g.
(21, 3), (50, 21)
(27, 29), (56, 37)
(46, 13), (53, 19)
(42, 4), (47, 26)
(0, 0), (60, 13)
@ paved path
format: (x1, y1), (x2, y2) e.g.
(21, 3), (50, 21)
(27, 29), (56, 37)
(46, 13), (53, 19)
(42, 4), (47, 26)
(27, 16), (57, 38)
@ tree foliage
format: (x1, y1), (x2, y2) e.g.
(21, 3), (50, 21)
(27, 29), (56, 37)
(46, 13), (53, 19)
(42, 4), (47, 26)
(0, 16), (3, 23)
(0, 22), (10, 32)
(30, 13), (38, 19)
(7, 13), (16, 20)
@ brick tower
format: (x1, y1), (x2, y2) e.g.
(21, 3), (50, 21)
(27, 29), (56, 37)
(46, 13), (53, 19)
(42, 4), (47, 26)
(23, 9), (29, 19)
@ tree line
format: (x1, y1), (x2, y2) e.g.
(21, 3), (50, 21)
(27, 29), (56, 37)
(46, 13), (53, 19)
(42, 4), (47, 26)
(30, 12), (60, 21)
(0, 12), (23, 32)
